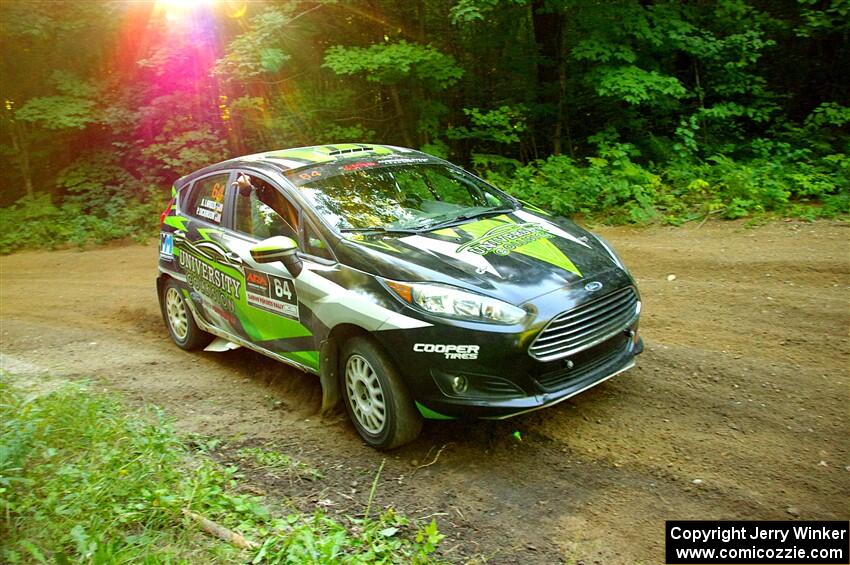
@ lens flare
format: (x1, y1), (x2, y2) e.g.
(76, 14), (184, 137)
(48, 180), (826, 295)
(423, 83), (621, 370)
(154, 0), (217, 22)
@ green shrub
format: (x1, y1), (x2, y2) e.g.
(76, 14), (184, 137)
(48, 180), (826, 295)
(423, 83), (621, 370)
(483, 144), (849, 224)
(0, 153), (166, 254)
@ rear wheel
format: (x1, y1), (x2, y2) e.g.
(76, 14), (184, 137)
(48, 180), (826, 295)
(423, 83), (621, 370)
(161, 280), (213, 350)
(341, 337), (422, 449)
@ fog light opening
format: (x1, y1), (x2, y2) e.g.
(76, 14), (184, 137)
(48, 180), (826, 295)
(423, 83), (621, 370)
(451, 375), (468, 394)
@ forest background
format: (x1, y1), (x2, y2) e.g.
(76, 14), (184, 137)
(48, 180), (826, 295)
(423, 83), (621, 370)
(1, 0), (847, 252)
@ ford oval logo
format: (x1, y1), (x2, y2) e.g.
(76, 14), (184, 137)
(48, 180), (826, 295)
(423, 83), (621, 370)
(584, 281), (603, 292)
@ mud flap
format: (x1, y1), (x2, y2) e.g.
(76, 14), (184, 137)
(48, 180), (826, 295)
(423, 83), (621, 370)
(203, 338), (242, 352)
(319, 337), (340, 415)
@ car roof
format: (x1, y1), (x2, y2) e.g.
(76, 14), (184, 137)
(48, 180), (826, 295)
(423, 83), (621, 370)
(175, 143), (435, 188)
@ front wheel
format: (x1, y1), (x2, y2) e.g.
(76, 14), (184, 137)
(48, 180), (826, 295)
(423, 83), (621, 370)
(341, 337), (422, 449)
(161, 279), (213, 351)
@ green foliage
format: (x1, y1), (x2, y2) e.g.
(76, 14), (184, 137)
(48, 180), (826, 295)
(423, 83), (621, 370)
(15, 96), (96, 130)
(313, 123), (377, 145)
(0, 378), (445, 564)
(213, 8), (293, 82)
(805, 102), (850, 128)
(0, 153), (166, 253)
(484, 141), (849, 224)
(1, 0), (848, 248)
(0, 194), (164, 254)
(323, 41), (463, 89)
(140, 124), (229, 181)
(448, 106), (528, 144)
(0, 195), (75, 253)
(592, 66), (687, 105)
(796, 0), (850, 37)
(449, 0), (500, 24)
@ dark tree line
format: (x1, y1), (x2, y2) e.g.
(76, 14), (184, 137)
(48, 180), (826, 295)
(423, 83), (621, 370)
(0, 0), (847, 249)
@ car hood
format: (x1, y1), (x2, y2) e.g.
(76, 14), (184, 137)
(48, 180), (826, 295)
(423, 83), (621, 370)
(336, 208), (627, 305)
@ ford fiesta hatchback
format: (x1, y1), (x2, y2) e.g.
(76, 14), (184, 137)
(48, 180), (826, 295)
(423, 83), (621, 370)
(157, 144), (643, 448)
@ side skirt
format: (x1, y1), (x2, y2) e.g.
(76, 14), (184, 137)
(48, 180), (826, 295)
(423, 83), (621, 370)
(185, 299), (319, 376)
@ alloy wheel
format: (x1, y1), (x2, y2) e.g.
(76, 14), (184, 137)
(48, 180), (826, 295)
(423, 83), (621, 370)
(345, 354), (387, 434)
(165, 287), (189, 341)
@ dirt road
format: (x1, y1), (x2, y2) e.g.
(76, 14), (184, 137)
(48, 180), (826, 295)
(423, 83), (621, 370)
(2, 221), (848, 564)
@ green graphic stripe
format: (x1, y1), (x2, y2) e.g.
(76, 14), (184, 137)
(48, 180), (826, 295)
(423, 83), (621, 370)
(281, 350), (319, 370)
(515, 238), (581, 276)
(434, 227), (460, 238)
(197, 228), (222, 242)
(270, 144), (395, 163)
(269, 148), (335, 163)
(252, 237), (296, 253)
(458, 216), (581, 276)
(519, 200), (551, 216)
(164, 215), (189, 231)
(416, 402), (455, 420)
(353, 238), (401, 253)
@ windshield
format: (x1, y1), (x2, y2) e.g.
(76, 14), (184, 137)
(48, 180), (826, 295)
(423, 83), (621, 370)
(285, 159), (515, 232)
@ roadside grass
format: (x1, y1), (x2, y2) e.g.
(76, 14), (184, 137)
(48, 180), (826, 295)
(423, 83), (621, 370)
(0, 377), (445, 564)
(234, 446), (324, 482)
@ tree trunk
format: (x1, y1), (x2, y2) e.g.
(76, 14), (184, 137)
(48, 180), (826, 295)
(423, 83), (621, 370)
(532, 1), (561, 156)
(8, 120), (34, 198)
(389, 85), (414, 147)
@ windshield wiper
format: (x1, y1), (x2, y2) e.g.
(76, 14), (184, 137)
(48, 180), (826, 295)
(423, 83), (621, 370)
(340, 226), (420, 235)
(416, 207), (516, 231)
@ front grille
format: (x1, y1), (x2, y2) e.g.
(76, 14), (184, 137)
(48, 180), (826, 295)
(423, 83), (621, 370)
(536, 334), (628, 391)
(529, 287), (639, 362)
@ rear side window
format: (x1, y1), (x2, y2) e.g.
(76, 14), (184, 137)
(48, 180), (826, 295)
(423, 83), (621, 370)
(185, 173), (229, 224)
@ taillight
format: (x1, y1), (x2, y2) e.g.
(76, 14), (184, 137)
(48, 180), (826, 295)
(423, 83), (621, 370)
(160, 197), (175, 226)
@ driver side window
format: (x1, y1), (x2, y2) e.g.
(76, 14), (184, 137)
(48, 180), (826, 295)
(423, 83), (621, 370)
(233, 174), (299, 240)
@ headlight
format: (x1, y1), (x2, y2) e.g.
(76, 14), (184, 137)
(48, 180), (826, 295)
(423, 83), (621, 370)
(593, 234), (630, 273)
(381, 279), (526, 324)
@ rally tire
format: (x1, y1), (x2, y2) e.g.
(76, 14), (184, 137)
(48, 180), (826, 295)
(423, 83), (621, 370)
(161, 279), (213, 351)
(341, 336), (422, 450)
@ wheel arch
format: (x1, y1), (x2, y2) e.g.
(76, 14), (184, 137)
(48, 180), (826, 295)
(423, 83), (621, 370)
(319, 323), (373, 415)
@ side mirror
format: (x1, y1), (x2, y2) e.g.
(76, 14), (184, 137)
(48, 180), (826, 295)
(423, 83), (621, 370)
(250, 236), (302, 277)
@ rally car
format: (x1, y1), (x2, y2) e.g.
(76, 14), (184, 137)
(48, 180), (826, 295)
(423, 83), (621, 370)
(157, 144), (643, 449)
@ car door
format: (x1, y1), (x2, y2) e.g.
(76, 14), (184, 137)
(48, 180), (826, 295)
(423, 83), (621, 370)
(176, 170), (248, 337)
(217, 170), (324, 372)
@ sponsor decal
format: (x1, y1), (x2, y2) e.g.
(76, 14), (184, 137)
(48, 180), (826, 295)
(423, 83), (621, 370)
(160, 233), (174, 259)
(211, 182), (225, 202)
(342, 161), (377, 171)
(195, 182), (226, 223)
(413, 343), (480, 360)
(179, 249), (241, 312)
(456, 222), (553, 256)
(298, 170), (322, 181)
(376, 156), (429, 165)
(196, 198), (223, 223)
(244, 268), (299, 320)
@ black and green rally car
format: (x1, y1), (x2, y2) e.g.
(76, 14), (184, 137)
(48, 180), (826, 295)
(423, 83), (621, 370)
(157, 144), (643, 449)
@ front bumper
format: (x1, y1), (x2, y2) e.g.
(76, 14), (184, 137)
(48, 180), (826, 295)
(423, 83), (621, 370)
(374, 320), (643, 420)
(429, 333), (641, 419)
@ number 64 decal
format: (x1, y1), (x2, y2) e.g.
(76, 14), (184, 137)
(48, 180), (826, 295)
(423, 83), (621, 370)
(272, 277), (293, 301)
(244, 268), (299, 320)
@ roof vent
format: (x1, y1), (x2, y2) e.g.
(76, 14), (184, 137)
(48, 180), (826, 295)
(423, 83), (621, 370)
(328, 147), (371, 156)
